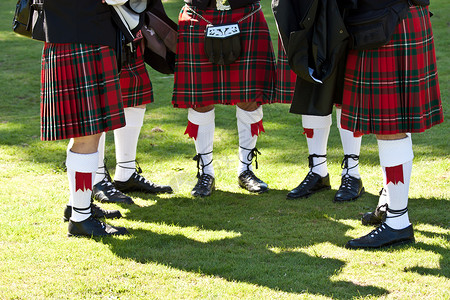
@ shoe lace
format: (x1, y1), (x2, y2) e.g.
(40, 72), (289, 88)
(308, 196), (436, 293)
(72, 205), (91, 216)
(386, 207), (408, 219)
(308, 153), (327, 173)
(193, 151), (213, 178)
(340, 154), (359, 176)
(100, 177), (122, 196)
(239, 147), (261, 170)
(97, 158), (113, 182)
(196, 174), (213, 188)
(369, 223), (386, 238)
(340, 174), (353, 190)
(299, 171), (316, 187)
(117, 159), (143, 174)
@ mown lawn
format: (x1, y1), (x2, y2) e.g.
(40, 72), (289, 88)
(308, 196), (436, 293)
(0, 0), (448, 299)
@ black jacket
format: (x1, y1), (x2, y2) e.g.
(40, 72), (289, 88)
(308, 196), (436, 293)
(272, 0), (352, 116)
(31, 0), (117, 48)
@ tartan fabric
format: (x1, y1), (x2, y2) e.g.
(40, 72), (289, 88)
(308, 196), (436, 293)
(341, 6), (443, 135)
(40, 43), (125, 141)
(274, 37), (296, 104)
(172, 3), (276, 108)
(120, 44), (154, 108)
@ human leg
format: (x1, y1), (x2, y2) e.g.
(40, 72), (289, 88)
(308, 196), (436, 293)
(112, 105), (173, 195)
(334, 106), (364, 202)
(66, 134), (128, 237)
(287, 114), (332, 199)
(186, 106), (216, 197)
(236, 102), (268, 193)
(346, 133), (415, 249)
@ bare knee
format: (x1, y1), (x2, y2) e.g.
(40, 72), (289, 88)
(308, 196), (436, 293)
(71, 133), (102, 154)
(376, 133), (408, 140)
(236, 102), (259, 111)
(193, 105), (215, 113)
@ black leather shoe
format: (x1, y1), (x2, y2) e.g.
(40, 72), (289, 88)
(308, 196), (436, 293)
(63, 203), (122, 222)
(191, 173), (215, 197)
(287, 172), (331, 199)
(114, 172), (173, 194)
(238, 170), (268, 193)
(93, 177), (134, 204)
(345, 223), (415, 249)
(334, 174), (364, 202)
(68, 216), (129, 237)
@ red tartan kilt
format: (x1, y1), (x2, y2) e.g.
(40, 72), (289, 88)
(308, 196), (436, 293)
(275, 37), (296, 104)
(120, 44), (154, 108)
(40, 43), (125, 141)
(172, 3), (277, 108)
(341, 6), (443, 135)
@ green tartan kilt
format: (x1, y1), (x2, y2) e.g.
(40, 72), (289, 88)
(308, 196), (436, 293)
(40, 43), (125, 141)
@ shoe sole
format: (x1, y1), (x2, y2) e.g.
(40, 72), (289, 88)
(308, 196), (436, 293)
(286, 186), (331, 200)
(333, 187), (365, 203)
(238, 183), (269, 194)
(93, 194), (134, 205)
(346, 237), (415, 249)
(191, 188), (215, 197)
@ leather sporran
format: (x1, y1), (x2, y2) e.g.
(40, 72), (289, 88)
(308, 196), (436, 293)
(12, 0), (34, 37)
(204, 23), (241, 65)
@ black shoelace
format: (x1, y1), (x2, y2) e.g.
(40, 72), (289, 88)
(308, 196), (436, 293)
(72, 205), (91, 216)
(240, 146), (261, 171)
(196, 173), (213, 188)
(386, 206), (409, 219)
(193, 151), (213, 178)
(117, 159), (143, 174)
(340, 154), (359, 177)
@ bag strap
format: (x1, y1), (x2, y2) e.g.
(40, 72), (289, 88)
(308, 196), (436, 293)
(185, 4), (261, 26)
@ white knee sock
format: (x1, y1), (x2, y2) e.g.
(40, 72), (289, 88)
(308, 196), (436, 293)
(94, 132), (106, 185)
(187, 108), (215, 177)
(236, 106), (264, 176)
(336, 108), (362, 178)
(378, 135), (414, 229)
(66, 149), (99, 222)
(114, 107), (146, 182)
(301, 114), (331, 177)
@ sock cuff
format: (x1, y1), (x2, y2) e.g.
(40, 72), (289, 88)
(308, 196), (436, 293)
(236, 106), (263, 124)
(124, 107), (146, 127)
(302, 114), (332, 129)
(66, 151), (99, 173)
(378, 135), (414, 167)
(188, 108), (215, 125)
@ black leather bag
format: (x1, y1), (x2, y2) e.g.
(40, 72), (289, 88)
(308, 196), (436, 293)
(345, 0), (409, 50)
(142, 5), (178, 74)
(12, 0), (34, 37)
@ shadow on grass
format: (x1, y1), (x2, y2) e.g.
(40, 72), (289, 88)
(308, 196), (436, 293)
(101, 190), (391, 298)
(405, 230), (449, 278)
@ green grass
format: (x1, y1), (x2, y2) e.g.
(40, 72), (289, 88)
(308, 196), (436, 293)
(0, 0), (449, 299)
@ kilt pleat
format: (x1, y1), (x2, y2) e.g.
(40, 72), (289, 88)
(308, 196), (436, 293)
(274, 38), (296, 104)
(40, 43), (125, 141)
(341, 6), (443, 134)
(172, 3), (277, 108)
(120, 44), (154, 108)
